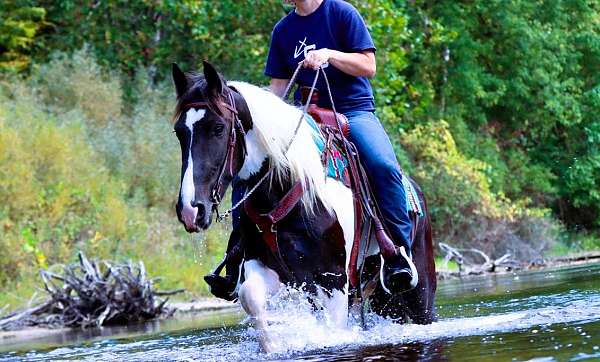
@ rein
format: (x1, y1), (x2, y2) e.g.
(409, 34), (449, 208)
(212, 61), (320, 222)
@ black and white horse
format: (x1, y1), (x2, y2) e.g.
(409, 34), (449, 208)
(172, 61), (436, 351)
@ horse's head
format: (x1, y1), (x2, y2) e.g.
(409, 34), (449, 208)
(172, 61), (251, 232)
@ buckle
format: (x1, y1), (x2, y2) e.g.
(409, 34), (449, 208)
(256, 223), (276, 234)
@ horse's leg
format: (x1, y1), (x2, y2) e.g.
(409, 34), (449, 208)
(315, 287), (348, 328)
(320, 178), (355, 328)
(403, 211), (437, 324)
(238, 259), (282, 352)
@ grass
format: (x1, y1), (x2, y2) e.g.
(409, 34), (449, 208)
(435, 257), (460, 273)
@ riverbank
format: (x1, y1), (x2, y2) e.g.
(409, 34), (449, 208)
(2, 252), (599, 350)
(436, 250), (600, 279)
(0, 299), (239, 351)
(3, 262), (600, 360)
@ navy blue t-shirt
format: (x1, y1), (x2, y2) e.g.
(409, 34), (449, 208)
(265, 0), (376, 113)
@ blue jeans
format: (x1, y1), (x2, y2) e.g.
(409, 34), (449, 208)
(231, 111), (412, 250)
(345, 111), (412, 251)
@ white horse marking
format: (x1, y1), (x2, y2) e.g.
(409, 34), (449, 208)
(324, 178), (355, 286)
(180, 109), (206, 228)
(237, 128), (267, 179)
(185, 108), (206, 131)
(317, 288), (349, 328)
(322, 178), (354, 328)
(238, 259), (283, 352)
(228, 81), (333, 215)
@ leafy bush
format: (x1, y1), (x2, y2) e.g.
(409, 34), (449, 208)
(0, 79), (124, 271)
(0, 52), (227, 309)
(33, 48), (123, 126)
(400, 121), (561, 260)
(0, 2), (46, 72)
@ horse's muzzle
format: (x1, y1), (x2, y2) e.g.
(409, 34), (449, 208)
(180, 201), (211, 232)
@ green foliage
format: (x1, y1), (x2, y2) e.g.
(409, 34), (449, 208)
(0, 78), (124, 274)
(0, 1), (46, 71)
(0, 53), (228, 309)
(33, 48), (123, 125)
(35, 0), (286, 83)
(358, 0), (599, 235)
(420, 0), (600, 226)
(1, 0), (600, 309)
(401, 121), (561, 259)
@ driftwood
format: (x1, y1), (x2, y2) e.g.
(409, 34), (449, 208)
(548, 252), (600, 264)
(438, 242), (522, 277)
(0, 253), (184, 331)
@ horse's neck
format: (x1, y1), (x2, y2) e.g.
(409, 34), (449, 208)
(232, 80), (328, 213)
(243, 159), (294, 213)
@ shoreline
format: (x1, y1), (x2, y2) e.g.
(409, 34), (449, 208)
(0, 299), (240, 350)
(1, 253), (599, 349)
(436, 251), (600, 279)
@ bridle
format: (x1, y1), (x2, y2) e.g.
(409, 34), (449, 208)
(179, 62), (321, 223)
(181, 88), (247, 218)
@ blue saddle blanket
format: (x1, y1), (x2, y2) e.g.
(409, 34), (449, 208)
(304, 114), (423, 217)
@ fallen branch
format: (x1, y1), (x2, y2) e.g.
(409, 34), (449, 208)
(0, 252), (184, 331)
(438, 242), (523, 277)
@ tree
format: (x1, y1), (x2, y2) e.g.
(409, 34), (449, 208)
(0, 1), (46, 71)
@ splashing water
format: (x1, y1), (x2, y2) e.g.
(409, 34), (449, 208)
(2, 263), (600, 361)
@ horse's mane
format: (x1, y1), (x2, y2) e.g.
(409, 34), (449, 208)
(228, 81), (331, 215)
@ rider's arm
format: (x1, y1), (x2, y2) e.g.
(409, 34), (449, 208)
(303, 49), (376, 78)
(269, 78), (290, 98)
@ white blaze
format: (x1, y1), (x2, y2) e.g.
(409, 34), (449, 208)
(180, 109), (206, 210)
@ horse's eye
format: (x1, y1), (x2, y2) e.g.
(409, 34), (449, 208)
(213, 123), (225, 136)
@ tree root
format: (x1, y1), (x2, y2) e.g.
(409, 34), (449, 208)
(0, 252), (184, 331)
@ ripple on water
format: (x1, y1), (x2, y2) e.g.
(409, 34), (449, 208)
(3, 264), (600, 361)
(8, 289), (599, 362)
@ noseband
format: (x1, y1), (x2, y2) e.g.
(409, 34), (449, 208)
(182, 89), (247, 217)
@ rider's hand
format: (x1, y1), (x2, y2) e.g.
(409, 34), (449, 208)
(303, 48), (332, 70)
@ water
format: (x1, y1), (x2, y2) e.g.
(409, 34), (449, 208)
(1, 263), (599, 361)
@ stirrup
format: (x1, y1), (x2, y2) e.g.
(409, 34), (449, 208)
(379, 246), (418, 295)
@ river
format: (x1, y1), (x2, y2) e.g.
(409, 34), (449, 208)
(1, 263), (599, 361)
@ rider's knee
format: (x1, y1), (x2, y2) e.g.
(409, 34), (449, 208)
(371, 158), (401, 180)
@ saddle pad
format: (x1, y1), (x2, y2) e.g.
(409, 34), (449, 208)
(305, 113), (423, 217)
(402, 174), (424, 217)
(305, 114), (351, 186)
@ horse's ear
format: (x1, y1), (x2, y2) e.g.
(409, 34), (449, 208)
(172, 63), (188, 98)
(203, 60), (224, 96)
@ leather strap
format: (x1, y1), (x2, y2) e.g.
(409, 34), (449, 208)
(243, 181), (304, 255)
(182, 89), (248, 214)
(243, 182), (303, 281)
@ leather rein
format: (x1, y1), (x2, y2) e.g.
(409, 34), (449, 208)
(185, 65), (321, 282)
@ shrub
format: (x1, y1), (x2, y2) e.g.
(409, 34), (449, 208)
(0, 81), (126, 273)
(401, 121), (560, 260)
(0, 51), (226, 308)
(33, 48), (123, 126)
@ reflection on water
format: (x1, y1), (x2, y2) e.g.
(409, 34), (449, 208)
(1, 263), (599, 361)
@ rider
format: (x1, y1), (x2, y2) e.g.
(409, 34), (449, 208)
(207, 0), (417, 299)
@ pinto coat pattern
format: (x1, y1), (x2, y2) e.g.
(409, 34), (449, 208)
(171, 62), (436, 352)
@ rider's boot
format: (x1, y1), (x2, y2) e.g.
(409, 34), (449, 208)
(381, 245), (418, 294)
(204, 229), (243, 301)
